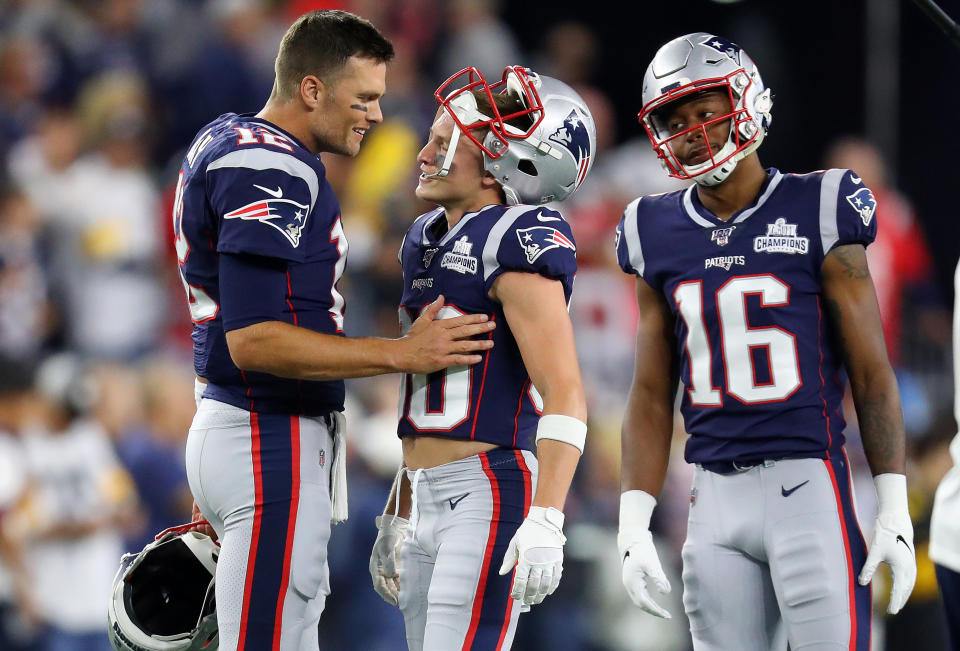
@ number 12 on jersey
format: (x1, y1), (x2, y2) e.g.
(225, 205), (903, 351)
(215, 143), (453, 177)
(674, 274), (801, 406)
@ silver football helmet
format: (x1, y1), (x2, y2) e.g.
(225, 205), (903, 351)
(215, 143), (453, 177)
(639, 33), (773, 186)
(107, 526), (219, 651)
(432, 66), (596, 204)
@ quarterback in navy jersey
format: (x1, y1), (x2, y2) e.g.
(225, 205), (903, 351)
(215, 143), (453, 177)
(368, 66), (595, 650)
(162, 12), (496, 651)
(614, 34), (916, 650)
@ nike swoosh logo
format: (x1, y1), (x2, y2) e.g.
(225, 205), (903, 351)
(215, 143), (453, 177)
(850, 175), (862, 184)
(781, 480), (810, 497)
(449, 493), (469, 510)
(254, 184), (283, 198)
(896, 534), (912, 552)
(536, 211), (561, 222)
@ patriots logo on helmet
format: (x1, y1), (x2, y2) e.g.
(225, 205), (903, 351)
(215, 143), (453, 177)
(549, 109), (592, 187)
(845, 187), (877, 226)
(516, 226), (575, 264)
(223, 195), (310, 247)
(700, 35), (742, 65)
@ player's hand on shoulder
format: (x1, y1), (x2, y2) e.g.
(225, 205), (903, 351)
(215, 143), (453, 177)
(369, 513), (410, 606)
(399, 295), (495, 374)
(498, 506), (566, 607)
(618, 490), (671, 618)
(858, 473), (916, 615)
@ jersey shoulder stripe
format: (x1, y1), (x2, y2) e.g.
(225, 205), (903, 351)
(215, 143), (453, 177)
(620, 196), (645, 276)
(481, 205), (549, 281)
(207, 148), (321, 213)
(817, 168), (846, 254)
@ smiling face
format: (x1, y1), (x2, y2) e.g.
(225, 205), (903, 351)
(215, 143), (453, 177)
(311, 55), (386, 156)
(415, 110), (495, 210)
(655, 89), (733, 168)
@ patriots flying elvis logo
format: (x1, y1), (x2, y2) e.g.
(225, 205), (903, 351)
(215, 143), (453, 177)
(549, 109), (591, 187)
(223, 192), (309, 247)
(516, 226), (575, 264)
(700, 35), (742, 65)
(845, 187), (877, 226)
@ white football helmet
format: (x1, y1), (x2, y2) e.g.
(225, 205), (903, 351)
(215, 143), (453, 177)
(107, 526), (219, 651)
(639, 33), (774, 186)
(431, 66), (596, 204)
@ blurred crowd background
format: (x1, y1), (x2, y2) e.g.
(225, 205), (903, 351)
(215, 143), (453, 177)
(0, 0), (957, 649)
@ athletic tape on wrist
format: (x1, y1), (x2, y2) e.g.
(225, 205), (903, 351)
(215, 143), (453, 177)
(619, 490), (657, 531)
(874, 473), (908, 515)
(528, 505), (566, 532)
(535, 414), (587, 453)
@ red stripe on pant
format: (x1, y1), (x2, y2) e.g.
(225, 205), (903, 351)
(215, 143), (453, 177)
(463, 453), (502, 650)
(494, 451), (532, 648)
(238, 412), (264, 650)
(271, 416), (301, 649)
(823, 456), (871, 650)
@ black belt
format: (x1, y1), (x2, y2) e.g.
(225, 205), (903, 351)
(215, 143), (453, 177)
(698, 458), (776, 474)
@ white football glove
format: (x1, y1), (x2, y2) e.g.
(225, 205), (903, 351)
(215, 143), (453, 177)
(369, 514), (409, 606)
(498, 506), (566, 606)
(858, 473), (916, 614)
(618, 490), (671, 618)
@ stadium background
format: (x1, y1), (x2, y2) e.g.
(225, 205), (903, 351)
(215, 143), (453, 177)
(0, 0), (957, 649)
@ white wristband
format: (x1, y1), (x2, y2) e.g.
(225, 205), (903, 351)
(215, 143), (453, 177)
(619, 490), (657, 531)
(874, 473), (908, 516)
(535, 414), (586, 453)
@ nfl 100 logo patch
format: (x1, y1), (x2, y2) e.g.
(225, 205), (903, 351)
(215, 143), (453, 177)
(422, 247), (439, 267)
(710, 225), (736, 246)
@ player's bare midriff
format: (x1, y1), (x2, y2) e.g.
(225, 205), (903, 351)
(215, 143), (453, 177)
(402, 435), (498, 470)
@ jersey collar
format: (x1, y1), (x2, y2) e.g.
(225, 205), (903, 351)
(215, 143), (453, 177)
(421, 204), (501, 247)
(243, 114), (313, 156)
(682, 168), (783, 228)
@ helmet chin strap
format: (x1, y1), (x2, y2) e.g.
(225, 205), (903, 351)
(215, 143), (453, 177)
(421, 124), (463, 179)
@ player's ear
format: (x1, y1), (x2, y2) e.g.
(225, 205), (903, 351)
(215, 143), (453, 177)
(480, 170), (500, 191)
(299, 75), (325, 108)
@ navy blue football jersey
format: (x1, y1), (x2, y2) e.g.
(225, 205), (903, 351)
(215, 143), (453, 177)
(397, 204), (577, 451)
(616, 168), (878, 464)
(173, 113), (348, 415)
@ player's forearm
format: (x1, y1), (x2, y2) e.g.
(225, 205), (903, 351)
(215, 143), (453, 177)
(539, 382), (588, 425)
(532, 439), (580, 510)
(821, 245), (906, 476)
(621, 387), (673, 496)
(529, 378), (587, 510)
(227, 321), (402, 380)
(850, 365), (906, 475)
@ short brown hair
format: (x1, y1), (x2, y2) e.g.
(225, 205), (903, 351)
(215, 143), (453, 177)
(274, 10), (394, 99)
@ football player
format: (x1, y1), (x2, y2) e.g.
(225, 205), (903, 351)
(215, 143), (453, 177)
(175, 11), (495, 651)
(368, 66), (595, 650)
(614, 33), (916, 649)
(930, 258), (960, 651)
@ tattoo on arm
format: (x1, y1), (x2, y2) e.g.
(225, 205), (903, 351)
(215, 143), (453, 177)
(855, 391), (902, 471)
(829, 245), (871, 279)
(823, 277), (905, 474)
